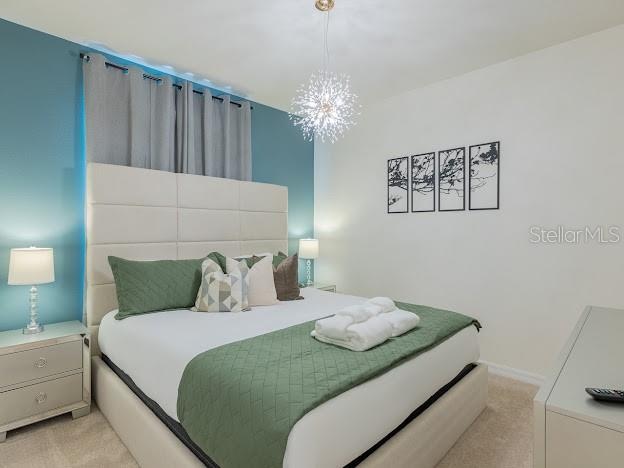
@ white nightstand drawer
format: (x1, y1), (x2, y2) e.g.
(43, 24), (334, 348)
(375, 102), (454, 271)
(0, 373), (83, 426)
(0, 340), (82, 388)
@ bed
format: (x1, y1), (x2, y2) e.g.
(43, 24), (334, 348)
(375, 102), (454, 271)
(85, 162), (487, 468)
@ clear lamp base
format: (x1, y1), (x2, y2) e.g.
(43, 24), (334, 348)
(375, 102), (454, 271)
(23, 285), (44, 334)
(23, 323), (44, 335)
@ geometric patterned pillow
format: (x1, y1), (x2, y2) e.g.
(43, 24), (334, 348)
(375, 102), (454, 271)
(192, 258), (250, 313)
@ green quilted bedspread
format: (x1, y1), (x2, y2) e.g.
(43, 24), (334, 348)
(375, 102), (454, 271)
(176, 302), (480, 468)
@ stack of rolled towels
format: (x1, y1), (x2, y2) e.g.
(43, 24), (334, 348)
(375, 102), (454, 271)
(311, 297), (420, 351)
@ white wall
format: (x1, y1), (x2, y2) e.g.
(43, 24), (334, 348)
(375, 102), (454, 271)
(315, 25), (624, 377)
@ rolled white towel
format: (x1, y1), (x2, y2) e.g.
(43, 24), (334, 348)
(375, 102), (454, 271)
(310, 317), (392, 351)
(311, 330), (350, 349)
(312, 315), (392, 351)
(315, 314), (354, 341)
(346, 316), (393, 350)
(337, 304), (382, 323)
(366, 297), (397, 314)
(381, 310), (420, 337)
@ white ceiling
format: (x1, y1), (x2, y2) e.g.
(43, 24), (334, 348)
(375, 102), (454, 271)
(2, 0), (624, 111)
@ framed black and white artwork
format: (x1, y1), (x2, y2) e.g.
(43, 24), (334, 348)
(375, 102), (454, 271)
(438, 147), (465, 211)
(469, 141), (500, 210)
(387, 157), (409, 213)
(411, 152), (435, 212)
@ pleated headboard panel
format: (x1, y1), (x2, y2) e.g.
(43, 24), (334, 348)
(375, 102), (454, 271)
(86, 163), (288, 354)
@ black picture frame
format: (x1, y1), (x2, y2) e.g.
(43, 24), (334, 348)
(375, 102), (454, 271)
(438, 147), (465, 212)
(387, 156), (409, 214)
(410, 152), (436, 212)
(469, 141), (500, 210)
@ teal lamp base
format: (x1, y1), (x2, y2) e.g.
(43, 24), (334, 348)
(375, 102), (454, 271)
(305, 259), (313, 286)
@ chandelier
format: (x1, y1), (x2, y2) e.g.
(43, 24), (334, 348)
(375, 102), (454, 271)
(290, 0), (359, 143)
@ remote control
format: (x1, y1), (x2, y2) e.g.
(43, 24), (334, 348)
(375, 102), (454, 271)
(585, 388), (624, 403)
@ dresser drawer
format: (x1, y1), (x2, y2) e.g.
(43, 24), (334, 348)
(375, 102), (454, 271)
(0, 373), (83, 426)
(0, 340), (82, 388)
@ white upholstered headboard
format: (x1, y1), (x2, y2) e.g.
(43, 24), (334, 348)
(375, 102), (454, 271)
(85, 163), (288, 354)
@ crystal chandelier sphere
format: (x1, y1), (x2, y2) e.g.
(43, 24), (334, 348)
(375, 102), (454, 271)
(290, 70), (359, 143)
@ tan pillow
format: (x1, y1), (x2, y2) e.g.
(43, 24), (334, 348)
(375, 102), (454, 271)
(226, 254), (278, 306)
(257, 253), (302, 301)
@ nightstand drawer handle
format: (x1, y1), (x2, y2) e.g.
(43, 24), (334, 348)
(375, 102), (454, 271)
(34, 357), (47, 369)
(35, 392), (47, 404)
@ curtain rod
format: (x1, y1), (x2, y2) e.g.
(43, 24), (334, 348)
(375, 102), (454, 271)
(80, 53), (252, 109)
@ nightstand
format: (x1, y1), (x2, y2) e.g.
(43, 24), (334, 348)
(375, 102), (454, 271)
(0, 321), (90, 442)
(306, 283), (337, 292)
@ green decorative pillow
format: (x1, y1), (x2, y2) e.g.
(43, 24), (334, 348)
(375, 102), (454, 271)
(273, 251), (288, 268)
(109, 256), (205, 320)
(232, 256), (258, 269)
(233, 252), (287, 269)
(205, 251), (227, 272)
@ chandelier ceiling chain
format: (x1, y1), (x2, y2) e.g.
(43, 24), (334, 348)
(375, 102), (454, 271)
(290, 0), (359, 144)
(323, 9), (330, 72)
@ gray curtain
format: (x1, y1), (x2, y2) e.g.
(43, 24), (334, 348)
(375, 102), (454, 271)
(83, 54), (251, 180)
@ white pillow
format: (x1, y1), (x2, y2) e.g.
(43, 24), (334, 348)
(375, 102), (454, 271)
(226, 254), (278, 306)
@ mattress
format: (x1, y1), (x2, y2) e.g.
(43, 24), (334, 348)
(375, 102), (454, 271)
(98, 287), (480, 468)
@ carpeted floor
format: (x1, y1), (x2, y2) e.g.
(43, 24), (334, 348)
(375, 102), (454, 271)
(0, 406), (138, 468)
(0, 373), (537, 468)
(437, 374), (538, 468)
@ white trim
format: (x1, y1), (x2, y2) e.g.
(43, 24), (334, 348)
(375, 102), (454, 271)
(480, 359), (544, 387)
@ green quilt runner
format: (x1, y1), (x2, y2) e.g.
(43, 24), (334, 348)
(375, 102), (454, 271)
(177, 302), (480, 468)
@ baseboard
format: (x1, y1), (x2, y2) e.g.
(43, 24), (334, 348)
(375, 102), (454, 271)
(480, 360), (544, 387)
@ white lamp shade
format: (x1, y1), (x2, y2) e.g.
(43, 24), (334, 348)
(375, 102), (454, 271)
(8, 247), (55, 285)
(299, 239), (319, 259)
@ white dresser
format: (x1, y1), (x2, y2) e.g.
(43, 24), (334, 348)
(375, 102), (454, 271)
(0, 321), (91, 441)
(534, 306), (624, 468)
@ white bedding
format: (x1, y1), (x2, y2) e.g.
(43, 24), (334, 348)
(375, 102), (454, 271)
(98, 287), (480, 468)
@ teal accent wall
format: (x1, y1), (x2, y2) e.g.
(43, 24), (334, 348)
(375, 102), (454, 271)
(0, 19), (314, 332)
(0, 19), (85, 332)
(251, 103), (315, 282)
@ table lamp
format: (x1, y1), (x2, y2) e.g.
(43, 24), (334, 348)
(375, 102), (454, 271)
(8, 247), (55, 334)
(298, 239), (319, 286)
